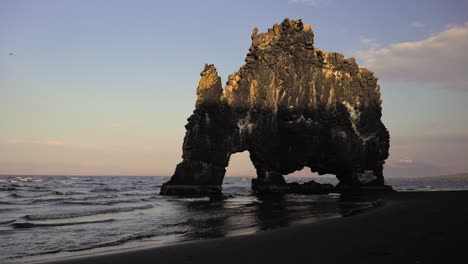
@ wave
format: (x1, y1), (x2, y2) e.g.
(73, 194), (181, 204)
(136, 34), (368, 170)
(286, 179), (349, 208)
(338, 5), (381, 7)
(51, 191), (85, 195)
(83, 194), (119, 200)
(31, 194), (124, 204)
(141, 196), (159, 202)
(77, 229), (169, 249)
(343, 199), (384, 217)
(16, 228), (180, 259)
(11, 177), (33, 182)
(0, 219), (16, 225)
(10, 192), (57, 198)
(32, 185), (50, 190)
(0, 200), (33, 205)
(9, 191), (92, 199)
(10, 192), (49, 198)
(121, 192), (157, 197)
(0, 187), (16, 191)
(31, 197), (68, 204)
(12, 219), (114, 229)
(161, 214), (230, 229)
(89, 187), (120, 193)
(61, 199), (141, 206)
(24, 196), (104, 205)
(24, 205), (153, 220)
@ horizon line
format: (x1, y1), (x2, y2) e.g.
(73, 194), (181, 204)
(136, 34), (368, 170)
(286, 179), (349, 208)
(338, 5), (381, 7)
(1, 173), (466, 178)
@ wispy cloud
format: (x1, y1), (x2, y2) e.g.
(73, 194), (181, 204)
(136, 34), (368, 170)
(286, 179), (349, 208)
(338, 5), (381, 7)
(359, 36), (381, 50)
(409, 21), (425, 29)
(398, 158), (414, 164)
(288, 0), (325, 6)
(356, 22), (468, 91)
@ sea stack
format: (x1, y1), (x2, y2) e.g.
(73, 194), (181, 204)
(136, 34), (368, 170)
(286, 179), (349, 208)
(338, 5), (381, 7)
(161, 18), (391, 195)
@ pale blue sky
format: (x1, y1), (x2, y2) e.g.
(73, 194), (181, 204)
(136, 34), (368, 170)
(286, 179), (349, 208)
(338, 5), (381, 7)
(1, 0), (467, 177)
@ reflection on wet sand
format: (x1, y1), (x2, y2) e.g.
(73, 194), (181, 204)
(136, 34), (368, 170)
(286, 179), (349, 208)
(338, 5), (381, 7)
(174, 193), (381, 242)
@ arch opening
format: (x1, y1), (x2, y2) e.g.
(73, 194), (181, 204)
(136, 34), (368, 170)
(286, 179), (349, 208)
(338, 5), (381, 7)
(224, 151), (256, 178)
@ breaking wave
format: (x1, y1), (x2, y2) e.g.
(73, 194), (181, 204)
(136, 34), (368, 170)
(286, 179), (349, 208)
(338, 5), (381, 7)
(0, 219), (16, 225)
(12, 219), (115, 229)
(24, 205), (153, 220)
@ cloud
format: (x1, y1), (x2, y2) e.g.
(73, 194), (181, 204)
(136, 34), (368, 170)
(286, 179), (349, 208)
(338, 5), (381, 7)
(356, 22), (468, 90)
(288, 0), (324, 6)
(388, 133), (468, 176)
(397, 158), (414, 164)
(359, 36), (381, 50)
(409, 21), (425, 29)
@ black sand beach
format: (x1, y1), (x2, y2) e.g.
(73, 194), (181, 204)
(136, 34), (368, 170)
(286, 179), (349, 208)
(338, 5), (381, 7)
(40, 191), (468, 264)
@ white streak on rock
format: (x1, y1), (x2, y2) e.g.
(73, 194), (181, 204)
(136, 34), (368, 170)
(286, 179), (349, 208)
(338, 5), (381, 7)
(342, 101), (374, 143)
(353, 170), (377, 184)
(327, 87), (335, 108)
(238, 112), (255, 135)
(287, 115), (315, 125)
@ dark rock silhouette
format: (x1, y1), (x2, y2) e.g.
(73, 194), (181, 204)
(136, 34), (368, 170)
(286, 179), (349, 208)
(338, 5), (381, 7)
(161, 19), (390, 195)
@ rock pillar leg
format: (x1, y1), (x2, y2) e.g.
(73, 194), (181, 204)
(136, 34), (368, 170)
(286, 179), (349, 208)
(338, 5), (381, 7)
(160, 160), (227, 195)
(160, 99), (236, 196)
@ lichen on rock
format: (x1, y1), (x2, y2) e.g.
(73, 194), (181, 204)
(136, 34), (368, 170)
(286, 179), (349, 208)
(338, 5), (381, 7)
(161, 18), (391, 196)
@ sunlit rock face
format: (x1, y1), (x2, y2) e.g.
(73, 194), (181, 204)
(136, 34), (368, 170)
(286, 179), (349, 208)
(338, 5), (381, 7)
(161, 19), (390, 195)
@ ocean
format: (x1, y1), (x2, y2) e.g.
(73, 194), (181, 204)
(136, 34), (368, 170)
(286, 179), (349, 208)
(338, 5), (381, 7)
(1, 175), (468, 263)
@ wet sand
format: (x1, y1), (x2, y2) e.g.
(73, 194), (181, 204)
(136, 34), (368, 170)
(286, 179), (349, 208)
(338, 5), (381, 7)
(41, 191), (468, 264)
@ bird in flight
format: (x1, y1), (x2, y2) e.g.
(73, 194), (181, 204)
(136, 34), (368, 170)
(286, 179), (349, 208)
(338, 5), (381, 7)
(9, 52), (15, 56)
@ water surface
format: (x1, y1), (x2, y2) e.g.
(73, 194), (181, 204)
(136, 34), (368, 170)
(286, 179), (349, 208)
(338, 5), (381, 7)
(1, 175), (467, 263)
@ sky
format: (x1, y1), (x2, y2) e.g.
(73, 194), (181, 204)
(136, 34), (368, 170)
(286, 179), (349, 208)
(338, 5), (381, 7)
(1, 0), (467, 177)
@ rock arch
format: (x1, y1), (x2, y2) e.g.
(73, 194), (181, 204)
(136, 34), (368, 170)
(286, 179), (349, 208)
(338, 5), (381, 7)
(160, 19), (390, 195)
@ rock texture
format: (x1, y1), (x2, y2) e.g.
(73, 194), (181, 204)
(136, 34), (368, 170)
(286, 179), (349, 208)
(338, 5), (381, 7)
(161, 19), (390, 195)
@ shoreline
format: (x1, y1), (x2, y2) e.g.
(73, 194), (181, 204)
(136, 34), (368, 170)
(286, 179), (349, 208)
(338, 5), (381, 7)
(34, 190), (468, 264)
